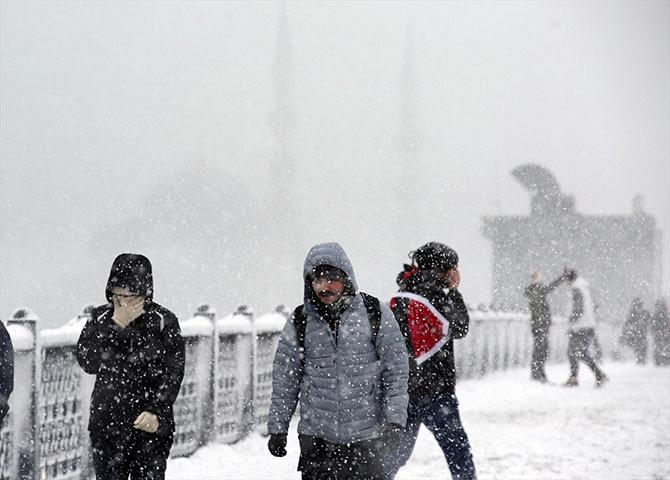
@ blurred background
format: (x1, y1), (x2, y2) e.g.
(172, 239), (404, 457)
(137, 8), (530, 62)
(1, 1), (668, 328)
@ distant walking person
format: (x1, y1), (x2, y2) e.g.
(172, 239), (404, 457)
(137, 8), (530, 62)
(385, 242), (476, 480)
(620, 297), (650, 364)
(267, 242), (409, 480)
(76, 254), (185, 480)
(0, 321), (13, 425)
(563, 269), (608, 388)
(651, 299), (670, 366)
(524, 271), (565, 382)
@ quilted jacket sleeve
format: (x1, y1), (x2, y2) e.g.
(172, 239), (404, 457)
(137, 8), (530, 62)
(267, 313), (303, 434)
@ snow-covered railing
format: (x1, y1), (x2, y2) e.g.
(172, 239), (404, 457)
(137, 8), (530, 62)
(455, 307), (568, 379)
(1, 303), (560, 480)
(1, 309), (37, 480)
(37, 308), (95, 480)
(252, 306), (289, 435)
(211, 305), (254, 445)
(171, 305), (215, 457)
(0, 303), (284, 480)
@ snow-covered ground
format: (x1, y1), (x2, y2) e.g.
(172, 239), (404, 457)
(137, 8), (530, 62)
(167, 362), (670, 479)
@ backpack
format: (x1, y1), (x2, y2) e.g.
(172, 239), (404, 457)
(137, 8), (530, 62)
(293, 292), (381, 367)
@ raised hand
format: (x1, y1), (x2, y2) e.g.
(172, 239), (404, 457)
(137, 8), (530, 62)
(112, 293), (145, 328)
(446, 267), (461, 289)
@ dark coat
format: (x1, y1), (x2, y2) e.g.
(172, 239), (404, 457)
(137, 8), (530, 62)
(391, 268), (470, 399)
(0, 321), (13, 423)
(621, 299), (650, 349)
(524, 276), (563, 334)
(76, 254), (185, 437)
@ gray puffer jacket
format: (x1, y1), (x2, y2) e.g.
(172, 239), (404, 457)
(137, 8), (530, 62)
(268, 242), (409, 444)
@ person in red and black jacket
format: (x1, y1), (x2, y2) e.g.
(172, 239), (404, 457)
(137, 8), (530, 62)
(385, 242), (476, 480)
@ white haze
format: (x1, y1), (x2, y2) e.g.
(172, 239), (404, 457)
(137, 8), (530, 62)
(1, 1), (668, 328)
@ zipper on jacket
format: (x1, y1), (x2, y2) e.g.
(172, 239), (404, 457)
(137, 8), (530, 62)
(335, 344), (341, 441)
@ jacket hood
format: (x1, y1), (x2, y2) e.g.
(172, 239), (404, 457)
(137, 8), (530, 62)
(105, 253), (154, 302)
(303, 242), (358, 293)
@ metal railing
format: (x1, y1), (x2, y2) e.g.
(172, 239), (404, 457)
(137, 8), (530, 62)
(1, 302), (564, 480)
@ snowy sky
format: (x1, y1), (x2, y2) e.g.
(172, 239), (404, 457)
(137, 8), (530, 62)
(1, 1), (668, 327)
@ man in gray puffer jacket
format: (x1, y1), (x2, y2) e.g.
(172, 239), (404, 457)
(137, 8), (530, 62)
(267, 242), (409, 480)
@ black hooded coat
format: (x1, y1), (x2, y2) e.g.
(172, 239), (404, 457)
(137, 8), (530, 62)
(76, 254), (185, 438)
(0, 321), (13, 423)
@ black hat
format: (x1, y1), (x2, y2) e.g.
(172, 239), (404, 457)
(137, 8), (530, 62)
(412, 242), (459, 271)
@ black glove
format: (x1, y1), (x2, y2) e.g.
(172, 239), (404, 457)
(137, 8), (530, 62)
(268, 433), (287, 457)
(383, 423), (403, 451)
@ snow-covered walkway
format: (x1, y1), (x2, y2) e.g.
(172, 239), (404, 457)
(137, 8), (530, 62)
(166, 362), (670, 479)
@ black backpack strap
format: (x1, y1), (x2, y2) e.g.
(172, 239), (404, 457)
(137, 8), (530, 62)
(360, 292), (381, 356)
(292, 305), (306, 367)
(390, 295), (415, 361)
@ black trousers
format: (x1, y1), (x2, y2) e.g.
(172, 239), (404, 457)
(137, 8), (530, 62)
(91, 429), (173, 480)
(531, 330), (549, 380)
(298, 434), (385, 480)
(568, 329), (605, 380)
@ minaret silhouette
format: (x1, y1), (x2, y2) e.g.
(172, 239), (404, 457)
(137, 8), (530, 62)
(397, 18), (423, 248)
(265, 3), (300, 307)
(269, 3), (295, 209)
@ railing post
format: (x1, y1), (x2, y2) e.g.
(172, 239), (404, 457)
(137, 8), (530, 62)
(212, 305), (254, 444)
(7, 308), (38, 480)
(170, 303), (216, 457)
(237, 306), (255, 438)
(196, 304), (216, 448)
(253, 305), (288, 435)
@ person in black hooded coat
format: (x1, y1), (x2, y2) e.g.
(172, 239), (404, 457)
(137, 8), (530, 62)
(0, 320), (13, 425)
(76, 253), (185, 480)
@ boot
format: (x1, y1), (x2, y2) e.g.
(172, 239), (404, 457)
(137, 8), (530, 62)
(563, 375), (578, 387)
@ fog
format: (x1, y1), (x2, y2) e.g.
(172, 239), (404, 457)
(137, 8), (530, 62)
(1, 1), (668, 328)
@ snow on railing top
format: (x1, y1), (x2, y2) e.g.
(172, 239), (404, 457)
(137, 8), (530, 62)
(10, 307), (39, 322)
(216, 305), (254, 334)
(182, 304), (216, 337)
(470, 310), (528, 321)
(40, 318), (86, 347)
(39, 305), (94, 348)
(6, 307), (39, 350)
(254, 306), (289, 334)
(5, 322), (34, 350)
(181, 315), (215, 337)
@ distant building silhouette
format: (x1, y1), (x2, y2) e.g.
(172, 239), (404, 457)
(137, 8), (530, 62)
(482, 164), (662, 351)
